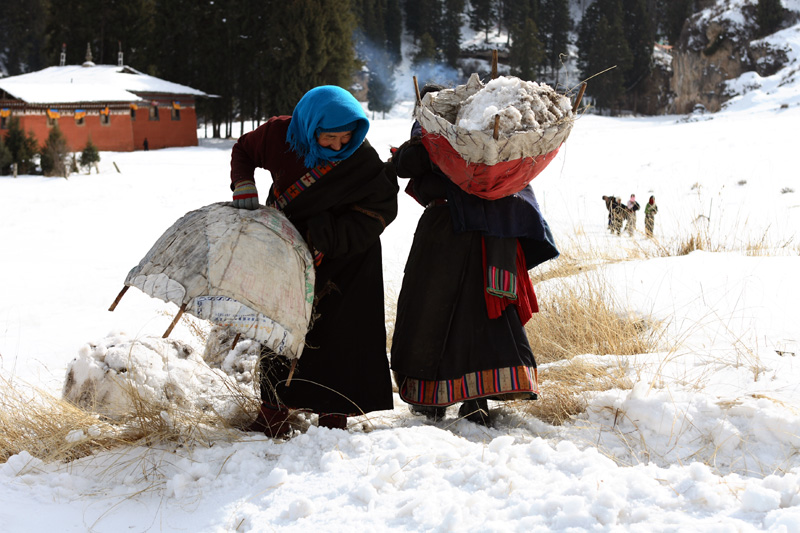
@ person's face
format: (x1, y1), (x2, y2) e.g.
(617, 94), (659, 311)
(317, 131), (353, 151)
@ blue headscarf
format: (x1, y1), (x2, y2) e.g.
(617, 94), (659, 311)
(286, 86), (370, 168)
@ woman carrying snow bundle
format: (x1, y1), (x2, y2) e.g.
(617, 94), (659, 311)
(390, 80), (562, 425)
(228, 85), (399, 437)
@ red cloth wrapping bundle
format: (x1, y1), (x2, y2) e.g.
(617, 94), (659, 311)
(420, 128), (563, 200)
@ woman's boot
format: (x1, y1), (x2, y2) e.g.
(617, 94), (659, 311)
(458, 398), (490, 426)
(244, 403), (292, 437)
(317, 413), (347, 430)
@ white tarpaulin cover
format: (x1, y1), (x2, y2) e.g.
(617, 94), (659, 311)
(125, 202), (314, 359)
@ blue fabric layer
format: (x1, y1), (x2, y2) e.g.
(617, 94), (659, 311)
(441, 171), (560, 270)
(286, 86), (369, 168)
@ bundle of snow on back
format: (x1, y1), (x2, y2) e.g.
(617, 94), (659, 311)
(118, 202), (314, 359)
(415, 73), (575, 199)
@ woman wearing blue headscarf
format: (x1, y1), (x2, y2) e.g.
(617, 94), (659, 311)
(229, 86), (399, 437)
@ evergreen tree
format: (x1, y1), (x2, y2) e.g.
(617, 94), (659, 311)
(404, 0), (443, 44)
(40, 123), (70, 177)
(265, 0), (359, 116)
(0, 0), (48, 75)
(539, 0), (571, 82)
(385, 0), (403, 63)
(367, 52), (396, 116)
(509, 17), (545, 81)
(441, 0), (466, 68)
(0, 136), (13, 175)
(663, 0), (693, 45)
(46, 0), (155, 68)
(622, 0), (654, 94)
(757, 0), (785, 38)
(577, 0), (633, 112)
(79, 137), (101, 173)
(469, 0), (496, 43)
(412, 32), (442, 87)
(4, 117), (38, 174)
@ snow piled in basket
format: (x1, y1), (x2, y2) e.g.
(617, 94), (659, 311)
(456, 76), (573, 134)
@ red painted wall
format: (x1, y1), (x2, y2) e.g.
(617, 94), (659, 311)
(3, 112), (135, 152)
(1, 98), (199, 152)
(132, 106), (199, 151)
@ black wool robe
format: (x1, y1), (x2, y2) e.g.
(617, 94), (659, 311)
(230, 116), (399, 415)
(390, 140), (557, 407)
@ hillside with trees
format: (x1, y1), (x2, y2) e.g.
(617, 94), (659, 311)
(0, 0), (796, 132)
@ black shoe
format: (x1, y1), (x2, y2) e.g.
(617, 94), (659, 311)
(408, 404), (447, 421)
(458, 398), (490, 426)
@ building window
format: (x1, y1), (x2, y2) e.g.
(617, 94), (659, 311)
(75, 110), (86, 126)
(46, 108), (60, 126)
(75, 116), (85, 126)
(0, 117), (7, 130)
(149, 105), (159, 121)
(171, 107), (181, 121)
(100, 113), (110, 126)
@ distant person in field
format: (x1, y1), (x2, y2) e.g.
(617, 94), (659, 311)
(228, 85), (398, 437)
(389, 83), (559, 427)
(610, 196), (625, 235)
(602, 195), (615, 231)
(143, 138), (149, 151)
(623, 193), (640, 236)
(644, 195), (658, 237)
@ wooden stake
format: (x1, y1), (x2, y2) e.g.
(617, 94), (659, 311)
(108, 285), (129, 312)
(231, 333), (241, 350)
(162, 303), (187, 338)
(413, 75), (421, 104)
(285, 358), (298, 387)
(572, 82), (587, 114)
(491, 50), (498, 79)
(493, 114), (500, 140)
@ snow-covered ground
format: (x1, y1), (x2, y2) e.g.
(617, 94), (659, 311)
(3, 20), (800, 533)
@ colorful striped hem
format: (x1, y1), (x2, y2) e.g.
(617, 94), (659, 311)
(399, 365), (539, 407)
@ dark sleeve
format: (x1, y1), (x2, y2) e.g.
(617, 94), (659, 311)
(229, 116), (286, 190)
(306, 146), (399, 259)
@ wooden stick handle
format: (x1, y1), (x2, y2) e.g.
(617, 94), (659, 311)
(108, 285), (129, 312)
(231, 333), (241, 350)
(491, 50), (498, 79)
(493, 114), (500, 140)
(413, 76), (421, 104)
(162, 303), (187, 338)
(285, 358), (298, 387)
(572, 82), (587, 114)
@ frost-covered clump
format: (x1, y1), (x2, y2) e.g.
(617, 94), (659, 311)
(62, 332), (254, 424)
(456, 76), (572, 134)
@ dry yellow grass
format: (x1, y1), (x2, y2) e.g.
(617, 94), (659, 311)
(524, 260), (664, 424)
(526, 359), (632, 426)
(0, 376), (248, 465)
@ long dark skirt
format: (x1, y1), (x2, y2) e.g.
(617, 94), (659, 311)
(391, 205), (538, 407)
(259, 241), (394, 416)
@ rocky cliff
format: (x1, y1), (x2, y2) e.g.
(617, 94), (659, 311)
(670, 1), (795, 114)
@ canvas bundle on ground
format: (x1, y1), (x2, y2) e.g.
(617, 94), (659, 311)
(416, 73), (575, 200)
(123, 202), (314, 359)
